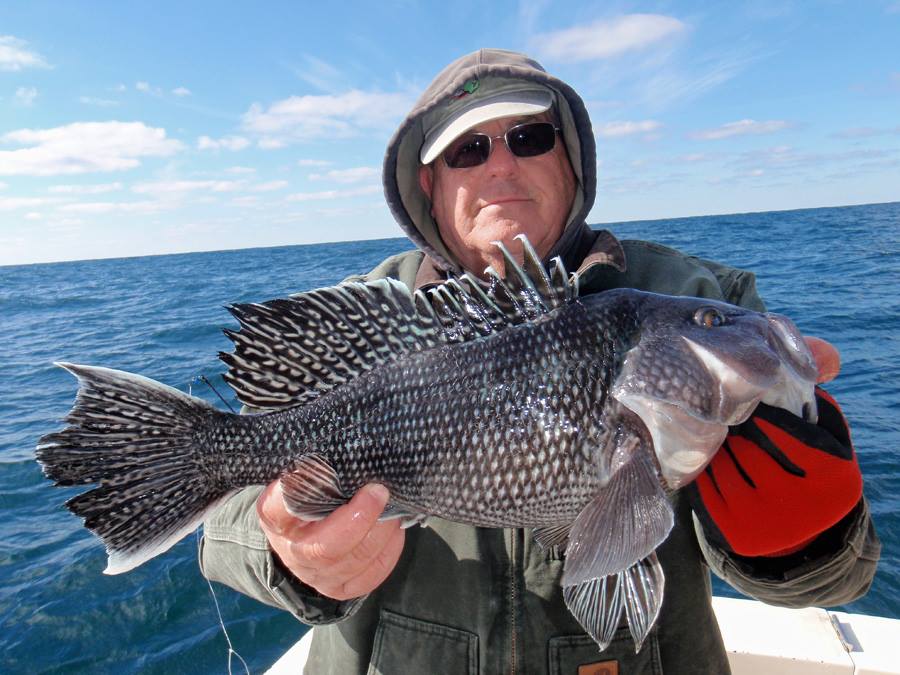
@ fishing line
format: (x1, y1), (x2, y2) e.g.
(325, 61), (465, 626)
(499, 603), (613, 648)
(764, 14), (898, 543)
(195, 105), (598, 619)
(190, 374), (237, 413)
(188, 377), (246, 674)
(196, 530), (250, 675)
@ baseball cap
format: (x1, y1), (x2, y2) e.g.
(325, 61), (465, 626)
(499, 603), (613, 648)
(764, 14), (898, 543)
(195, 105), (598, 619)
(419, 79), (554, 164)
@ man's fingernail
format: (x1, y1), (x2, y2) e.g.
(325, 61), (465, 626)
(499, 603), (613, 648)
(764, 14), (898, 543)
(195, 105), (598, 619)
(367, 484), (389, 503)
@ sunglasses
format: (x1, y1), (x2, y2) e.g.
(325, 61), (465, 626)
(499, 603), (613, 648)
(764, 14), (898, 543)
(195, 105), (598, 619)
(442, 121), (561, 169)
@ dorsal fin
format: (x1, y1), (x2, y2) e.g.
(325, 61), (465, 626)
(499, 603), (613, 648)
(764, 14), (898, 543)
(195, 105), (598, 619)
(221, 278), (445, 410)
(220, 236), (579, 412)
(423, 235), (578, 334)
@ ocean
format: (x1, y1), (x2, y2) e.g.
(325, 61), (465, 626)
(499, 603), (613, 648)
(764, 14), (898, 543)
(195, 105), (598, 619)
(1, 202), (897, 673)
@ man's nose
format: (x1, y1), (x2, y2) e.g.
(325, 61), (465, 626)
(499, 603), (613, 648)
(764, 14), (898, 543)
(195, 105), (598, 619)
(485, 138), (519, 175)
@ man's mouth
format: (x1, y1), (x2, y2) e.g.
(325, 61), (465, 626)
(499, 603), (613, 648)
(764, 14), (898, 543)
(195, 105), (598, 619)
(482, 197), (530, 206)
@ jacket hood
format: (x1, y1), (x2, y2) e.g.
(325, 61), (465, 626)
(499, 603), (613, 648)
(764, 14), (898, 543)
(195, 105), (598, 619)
(383, 48), (597, 273)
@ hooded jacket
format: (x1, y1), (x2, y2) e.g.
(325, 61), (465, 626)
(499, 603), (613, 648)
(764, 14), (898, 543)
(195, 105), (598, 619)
(200, 50), (879, 674)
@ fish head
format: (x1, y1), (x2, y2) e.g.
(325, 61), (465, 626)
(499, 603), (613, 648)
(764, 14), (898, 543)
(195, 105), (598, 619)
(604, 292), (818, 488)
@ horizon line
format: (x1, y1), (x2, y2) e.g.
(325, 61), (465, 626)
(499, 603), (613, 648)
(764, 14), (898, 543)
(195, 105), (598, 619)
(3, 198), (897, 270)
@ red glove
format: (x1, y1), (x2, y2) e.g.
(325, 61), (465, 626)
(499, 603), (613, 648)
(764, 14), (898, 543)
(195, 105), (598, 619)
(689, 388), (863, 557)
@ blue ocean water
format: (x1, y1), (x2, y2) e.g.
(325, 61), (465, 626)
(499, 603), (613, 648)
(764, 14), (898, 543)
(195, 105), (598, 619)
(1, 202), (897, 673)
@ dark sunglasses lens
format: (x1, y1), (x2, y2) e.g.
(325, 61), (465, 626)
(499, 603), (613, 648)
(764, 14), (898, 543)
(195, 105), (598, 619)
(444, 134), (491, 168)
(507, 123), (556, 157)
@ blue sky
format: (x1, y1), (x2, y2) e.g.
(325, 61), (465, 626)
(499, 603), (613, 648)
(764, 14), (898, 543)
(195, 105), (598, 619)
(1, 1), (898, 266)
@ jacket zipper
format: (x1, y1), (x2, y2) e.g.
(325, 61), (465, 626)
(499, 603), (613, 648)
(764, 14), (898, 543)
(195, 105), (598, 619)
(510, 528), (518, 675)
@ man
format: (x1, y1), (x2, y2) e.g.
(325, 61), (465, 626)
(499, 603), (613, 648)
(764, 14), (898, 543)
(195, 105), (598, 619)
(201, 49), (879, 673)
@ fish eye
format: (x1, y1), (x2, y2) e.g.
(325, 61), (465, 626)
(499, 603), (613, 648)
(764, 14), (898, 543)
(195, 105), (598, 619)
(694, 307), (726, 328)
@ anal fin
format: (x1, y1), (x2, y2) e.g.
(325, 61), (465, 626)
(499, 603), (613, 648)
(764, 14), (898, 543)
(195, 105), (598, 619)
(623, 552), (665, 651)
(280, 454), (348, 519)
(563, 552), (665, 653)
(563, 572), (624, 650)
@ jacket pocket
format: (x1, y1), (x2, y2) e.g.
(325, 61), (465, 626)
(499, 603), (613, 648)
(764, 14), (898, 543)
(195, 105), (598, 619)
(548, 629), (663, 675)
(366, 609), (478, 675)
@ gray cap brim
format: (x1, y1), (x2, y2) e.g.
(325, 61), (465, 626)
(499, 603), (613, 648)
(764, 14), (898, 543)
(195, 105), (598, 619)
(419, 88), (553, 164)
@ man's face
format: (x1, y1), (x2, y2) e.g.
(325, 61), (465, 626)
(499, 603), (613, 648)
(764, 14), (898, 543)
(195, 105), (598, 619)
(418, 113), (577, 277)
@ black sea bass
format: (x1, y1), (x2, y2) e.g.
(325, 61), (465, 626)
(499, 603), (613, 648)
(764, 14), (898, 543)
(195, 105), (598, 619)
(36, 236), (818, 651)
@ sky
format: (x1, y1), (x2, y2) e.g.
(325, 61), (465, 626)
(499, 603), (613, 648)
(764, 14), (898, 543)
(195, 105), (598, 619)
(1, 1), (899, 266)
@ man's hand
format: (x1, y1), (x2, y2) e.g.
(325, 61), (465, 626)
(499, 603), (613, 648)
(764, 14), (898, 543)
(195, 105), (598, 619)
(257, 481), (405, 601)
(689, 335), (861, 558)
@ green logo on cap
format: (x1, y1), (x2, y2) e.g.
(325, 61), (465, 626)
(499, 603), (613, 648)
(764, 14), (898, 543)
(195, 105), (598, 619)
(453, 78), (480, 99)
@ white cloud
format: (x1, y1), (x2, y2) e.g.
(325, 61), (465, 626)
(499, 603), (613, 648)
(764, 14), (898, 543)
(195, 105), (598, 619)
(290, 55), (345, 94)
(0, 36), (49, 71)
(309, 166), (379, 183)
(596, 120), (662, 138)
(0, 181), (7, 189)
(252, 180), (288, 192)
(0, 196), (54, 211)
(79, 96), (120, 107)
(242, 90), (412, 145)
(286, 185), (381, 202)
(172, 87), (191, 97)
(533, 14), (686, 62)
(197, 135), (250, 151)
(58, 200), (164, 215)
(224, 166), (256, 175)
(677, 153), (716, 163)
(231, 195), (261, 208)
(297, 158), (332, 167)
(132, 179), (245, 196)
(136, 81), (164, 96)
(636, 51), (759, 110)
(258, 137), (287, 149)
(0, 122), (183, 176)
(48, 182), (123, 194)
(690, 119), (790, 140)
(15, 86), (37, 106)
(25, 211), (42, 220)
(832, 125), (900, 139)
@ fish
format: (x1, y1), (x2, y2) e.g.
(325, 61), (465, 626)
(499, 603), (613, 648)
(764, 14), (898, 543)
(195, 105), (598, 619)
(35, 235), (819, 652)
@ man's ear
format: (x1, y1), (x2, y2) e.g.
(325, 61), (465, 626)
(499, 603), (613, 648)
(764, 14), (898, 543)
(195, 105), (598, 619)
(418, 164), (433, 199)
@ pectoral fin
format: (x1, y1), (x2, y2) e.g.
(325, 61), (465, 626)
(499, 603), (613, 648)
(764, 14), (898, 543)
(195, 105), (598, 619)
(380, 503), (431, 529)
(562, 451), (673, 587)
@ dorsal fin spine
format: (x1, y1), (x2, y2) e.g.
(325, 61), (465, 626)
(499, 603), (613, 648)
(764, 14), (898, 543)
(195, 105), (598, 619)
(221, 237), (581, 412)
(514, 234), (559, 306)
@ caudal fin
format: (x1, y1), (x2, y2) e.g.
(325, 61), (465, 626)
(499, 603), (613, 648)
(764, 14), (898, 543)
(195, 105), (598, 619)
(36, 363), (235, 574)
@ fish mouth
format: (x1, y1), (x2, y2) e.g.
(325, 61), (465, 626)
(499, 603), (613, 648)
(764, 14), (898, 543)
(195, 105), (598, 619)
(761, 313), (819, 423)
(611, 311), (818, 488)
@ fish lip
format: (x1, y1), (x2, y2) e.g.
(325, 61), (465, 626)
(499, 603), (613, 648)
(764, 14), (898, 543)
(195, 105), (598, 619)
(761, 314), (819, 423)
(765, 313), (818, 380)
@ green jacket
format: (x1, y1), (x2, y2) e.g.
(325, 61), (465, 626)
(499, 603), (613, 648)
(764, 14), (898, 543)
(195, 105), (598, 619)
(200, 231), (880, 675)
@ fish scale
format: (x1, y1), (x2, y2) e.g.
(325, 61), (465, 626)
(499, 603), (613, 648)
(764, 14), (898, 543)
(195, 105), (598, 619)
(36, 236), (818, 652)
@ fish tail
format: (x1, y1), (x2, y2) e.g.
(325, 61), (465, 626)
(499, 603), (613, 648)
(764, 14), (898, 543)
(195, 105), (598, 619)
(36, 362), (234, 574)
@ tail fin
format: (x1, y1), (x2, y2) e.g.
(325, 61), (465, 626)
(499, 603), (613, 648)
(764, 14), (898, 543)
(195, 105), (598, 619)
(36, 362), (235, 574)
